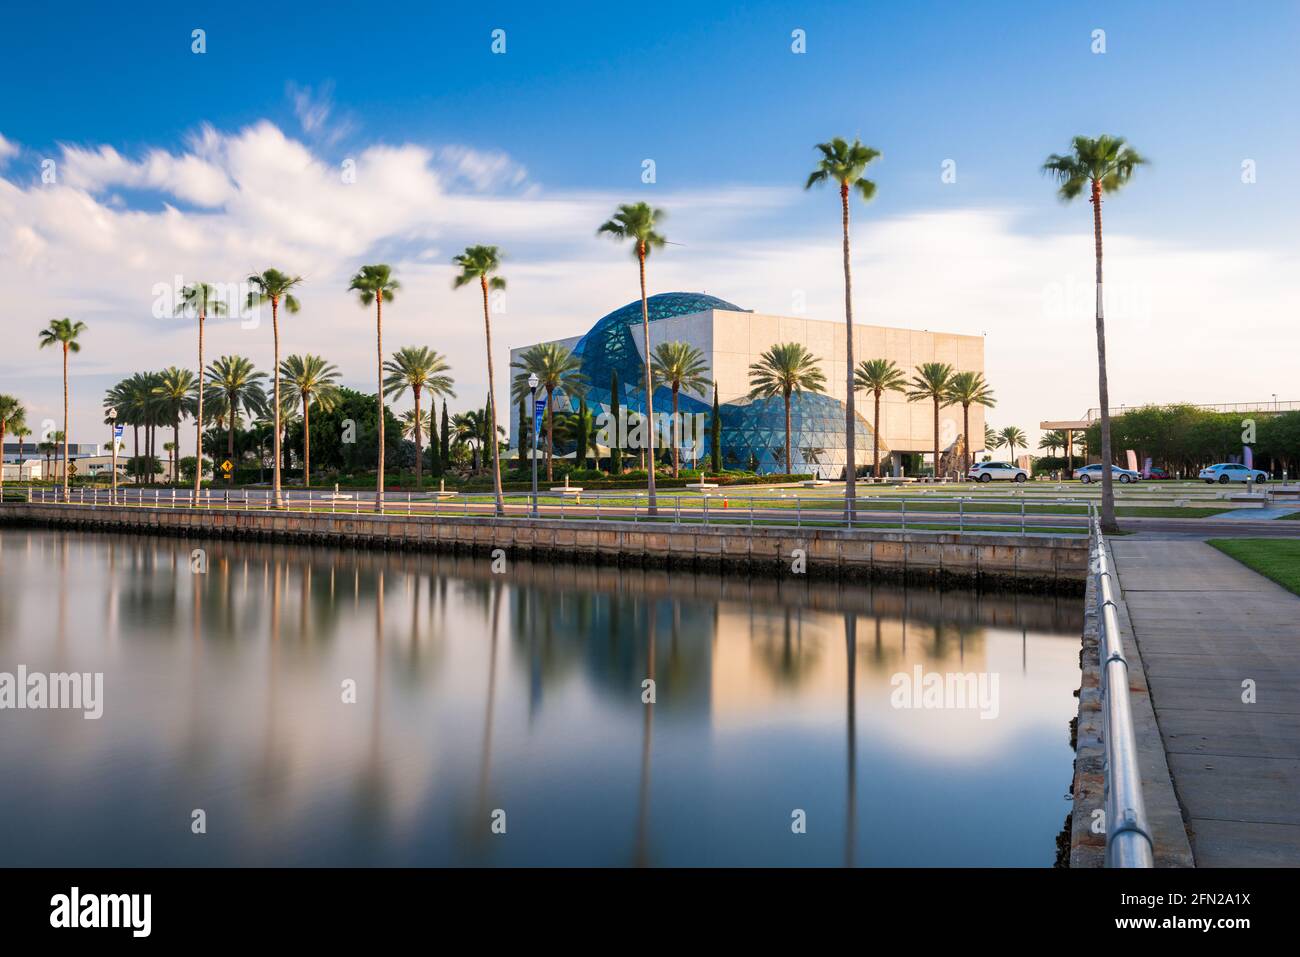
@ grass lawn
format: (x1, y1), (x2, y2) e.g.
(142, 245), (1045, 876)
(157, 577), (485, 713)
(1207, 539), (1300, 596)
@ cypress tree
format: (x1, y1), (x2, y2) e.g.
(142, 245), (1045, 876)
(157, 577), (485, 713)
(517, 395), (530, 473)
(440, 403), (450, 471)
(710, 381), (722, 474)
(576, 397), (590, 470)
(609, 370), (622, 474)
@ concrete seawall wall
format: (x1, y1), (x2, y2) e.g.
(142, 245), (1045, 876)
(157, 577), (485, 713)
(0, 503), (1088, 592)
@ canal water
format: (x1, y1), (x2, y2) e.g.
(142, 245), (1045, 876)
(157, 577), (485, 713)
(0, 529), (1082, 866)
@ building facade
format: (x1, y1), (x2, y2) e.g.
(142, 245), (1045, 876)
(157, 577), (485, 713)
(509, 293), (986, 478)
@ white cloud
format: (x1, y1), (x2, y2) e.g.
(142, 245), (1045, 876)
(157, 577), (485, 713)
(1, 120), (1296, 461)
(0, 132), (18, 165)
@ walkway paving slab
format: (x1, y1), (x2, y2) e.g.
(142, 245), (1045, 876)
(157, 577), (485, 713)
(1110, 539), (1300, 867)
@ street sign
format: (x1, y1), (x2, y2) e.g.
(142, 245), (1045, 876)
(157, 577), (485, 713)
(67, 462), (78, 476)
(113, 425), (124, 439)
(221, 459), (234, 481)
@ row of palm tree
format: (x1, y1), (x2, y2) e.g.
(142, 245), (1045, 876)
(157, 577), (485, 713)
(23, 134), (1138, 526)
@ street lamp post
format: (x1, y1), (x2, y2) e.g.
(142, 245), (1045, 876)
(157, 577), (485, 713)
(107, 407), (118, 505)
(529, 373), (540, 518)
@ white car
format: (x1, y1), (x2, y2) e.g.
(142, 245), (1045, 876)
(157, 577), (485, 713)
(1076, 464), (1141, 484)
(968, 461), (1028, 483)
(1199, 463), (1268, 484)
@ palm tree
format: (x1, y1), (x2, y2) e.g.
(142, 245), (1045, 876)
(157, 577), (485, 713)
(177, 282), (226, 503)
(598, 203), (667, 511)
(944, 371), (997, 475)
(511, 342), (587, 481)
(400, 408), (431, 444)
(984, 425), (1002, 453)
(152, 367), (197, 486)
(806, 137), (881, 508)
(247, 270), (303, 507)
(12, 422), (31, 480)
(279, 354), (342, 487)
(0, 395), (24, 497)
(748, 343), (827, 474)
(451, 247), (506, 515)
(37, 318), (87, 501)
(347, 265), (400, 512)
(1039, 430), (1065, 457)
(452, 409), (501, 473)
(853, 359), (907, 479)
(1043, 135), (1147, 532)
(383, 346), (454, 490)
(905, 362), (957, 480)
(204, 356), (268, 467)
(650, 341), (710, 477)
(999, 426), (1028, 465)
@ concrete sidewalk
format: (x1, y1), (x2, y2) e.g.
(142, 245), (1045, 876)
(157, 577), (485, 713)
(1110, 539), (1300, 866)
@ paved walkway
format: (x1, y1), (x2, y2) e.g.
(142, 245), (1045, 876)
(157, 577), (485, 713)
(1110, 539), (1300, 866)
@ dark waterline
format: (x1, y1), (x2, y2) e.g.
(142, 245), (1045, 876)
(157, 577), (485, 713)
(0, 529), (1082, 866)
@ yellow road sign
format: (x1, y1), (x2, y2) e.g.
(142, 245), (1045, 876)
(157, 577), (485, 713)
(220, 460), (233, 473)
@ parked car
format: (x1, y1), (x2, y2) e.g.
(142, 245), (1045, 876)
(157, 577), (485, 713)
(1147, 466), (1173, 480)
(968, 461), (1029, 483)
(1076, 463), (1141, 484)
(1198, 463), (1268, 484)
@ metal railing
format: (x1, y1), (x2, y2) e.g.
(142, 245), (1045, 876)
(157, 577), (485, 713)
(6, 484), (1097, 536)
(1092, 518), (1155, 868)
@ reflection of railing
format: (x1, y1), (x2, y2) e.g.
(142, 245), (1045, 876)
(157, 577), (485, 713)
(1087, 399), (1299, 421)
(11, 485), (1094, 536)
(1092, 518), (1154, 868)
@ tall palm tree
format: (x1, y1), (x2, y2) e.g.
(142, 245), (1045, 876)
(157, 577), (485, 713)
(178, 282), (226, 503)
(451, 247), (506, 516)
(247, 270), (303, 507)
(944, 371), (997, 475)
(279, 354), (342, 487)
(37, 318), (87, 501)
(204, 356), (268, 467)
(650, 341), (710, 477)
(598, 203), (667, 511)
(999, 426), (1028, 465)
(1043, 135), (1147, 532)
(853, 358), (907, 479)
(747, 343), (827, 474)
(152, 367), (197, 486)
(384, 346), (454, 490)
(400, 408), (432, 444)
(905, 362), (957, 480)
(806, 137), (881, 508)
(0, 395), (24, 498)
(347, 265), (400, 512)
(510, 342), (587, 481)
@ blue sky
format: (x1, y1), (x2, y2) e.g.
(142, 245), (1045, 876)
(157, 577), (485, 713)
(2, 0), (1297, 454)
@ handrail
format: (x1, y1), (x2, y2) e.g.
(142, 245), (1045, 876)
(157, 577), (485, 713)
(1092, 517), (1155, 867)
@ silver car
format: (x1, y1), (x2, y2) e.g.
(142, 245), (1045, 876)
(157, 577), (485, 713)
(1076, 464), (1141, 484)
(1199, 463), (1268, 484)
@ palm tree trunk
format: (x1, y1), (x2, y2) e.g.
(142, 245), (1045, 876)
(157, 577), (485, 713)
(872, 390), (882, 479)
(228, 396), (236, 466)
(271, 298), (283, 507)
(840, 183), (857, 516)
(302, 397), (312, 487)
(672, 385), (680, 477)
(784, 389), (793, 474)
(962, 403), (971, 476)
(193, 312), (205, 504)
(61, 344), (69, 501)
(412, 385), (423, 489)
(639, 246), (657, 513)
(932, 398), (940, 481)
(546, 386), (554, 482)
(1091, 179), (1118, 532)
(173, 420), (180, 485)
(481, 277), (505, 516)
(375, 291), (385, 513)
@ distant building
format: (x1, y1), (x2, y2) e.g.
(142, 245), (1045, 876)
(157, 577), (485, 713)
(509, 292), (985, 478)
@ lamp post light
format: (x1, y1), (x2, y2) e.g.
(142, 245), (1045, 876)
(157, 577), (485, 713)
(529, 373), (540, 518)
(107, 407), (118, 505)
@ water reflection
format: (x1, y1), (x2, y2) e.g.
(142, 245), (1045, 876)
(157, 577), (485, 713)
(0, 530), (1082, 866)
